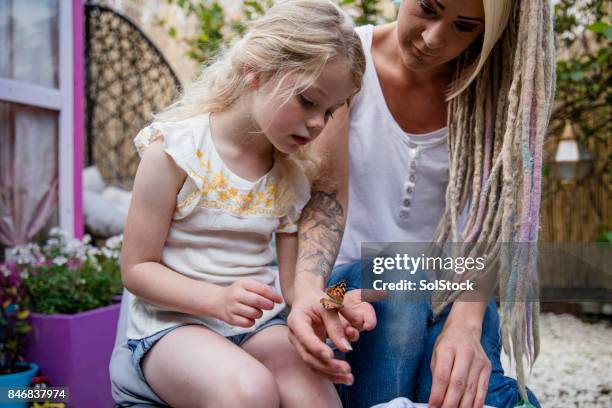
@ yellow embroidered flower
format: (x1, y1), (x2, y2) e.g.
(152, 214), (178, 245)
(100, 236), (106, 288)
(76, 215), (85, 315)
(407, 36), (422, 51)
(203, 181), (214, 192)
(218, 190), (230, 202)
(255, 192), (266, 205)
(266, 183), (277, 196)
(213, 172), (227, 189)
(265, 198), (273, 208)
(196, 150), (204, 159)
(229, 187), (239, 198)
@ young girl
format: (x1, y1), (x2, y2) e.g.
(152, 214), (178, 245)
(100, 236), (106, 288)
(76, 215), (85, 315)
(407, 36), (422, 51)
(119, 1), (364, 406)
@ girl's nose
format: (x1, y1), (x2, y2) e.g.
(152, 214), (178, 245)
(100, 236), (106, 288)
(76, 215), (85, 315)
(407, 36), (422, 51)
(306, 113), (326, 135)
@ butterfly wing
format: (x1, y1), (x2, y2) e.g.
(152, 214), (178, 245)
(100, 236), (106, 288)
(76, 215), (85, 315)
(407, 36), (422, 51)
(320, 280), (347, 310)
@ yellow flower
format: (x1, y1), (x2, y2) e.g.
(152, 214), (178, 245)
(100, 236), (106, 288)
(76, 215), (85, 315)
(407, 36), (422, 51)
(196, 150), (204, 159)
(255, 191), (266, 205)
(229, 187), (239, 198)
(265, 198), (273, 208)
(267, 183), (277, 195)
(213, 172), (227, 189)
(218, 190), (230, 202)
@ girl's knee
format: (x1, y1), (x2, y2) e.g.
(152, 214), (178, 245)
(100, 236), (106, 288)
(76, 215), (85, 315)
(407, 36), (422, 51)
(225, 365), (280, 408)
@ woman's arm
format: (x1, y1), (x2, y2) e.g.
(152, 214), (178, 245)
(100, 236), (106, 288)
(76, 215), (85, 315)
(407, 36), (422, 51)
(295, 104), (350, 288)
(287, 105), (377, 385)
(120, 139), (222, 317)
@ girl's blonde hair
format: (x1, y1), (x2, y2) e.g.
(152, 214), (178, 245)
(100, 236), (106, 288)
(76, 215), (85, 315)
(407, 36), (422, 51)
(156, 0), (364, 121)
(156, 0), (365, 215)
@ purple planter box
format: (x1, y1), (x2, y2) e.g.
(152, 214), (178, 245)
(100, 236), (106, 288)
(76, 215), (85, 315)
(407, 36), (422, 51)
(26, 302), (121, 408)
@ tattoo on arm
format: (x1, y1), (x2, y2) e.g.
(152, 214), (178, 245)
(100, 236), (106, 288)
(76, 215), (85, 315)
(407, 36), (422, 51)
(297, 190), (345, 279)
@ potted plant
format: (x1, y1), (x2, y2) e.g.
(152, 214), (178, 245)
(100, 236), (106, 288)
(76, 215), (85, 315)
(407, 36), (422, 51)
(9, 229), (123, 408)
(0, 264), (38, 408)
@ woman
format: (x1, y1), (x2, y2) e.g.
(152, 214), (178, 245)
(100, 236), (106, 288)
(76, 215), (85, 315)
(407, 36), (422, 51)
(287, 0), (554, 407)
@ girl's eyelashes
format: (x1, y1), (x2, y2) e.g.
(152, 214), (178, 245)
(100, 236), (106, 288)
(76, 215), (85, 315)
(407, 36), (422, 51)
(298, 94), (315, 107)
(299, 94), (334, 120)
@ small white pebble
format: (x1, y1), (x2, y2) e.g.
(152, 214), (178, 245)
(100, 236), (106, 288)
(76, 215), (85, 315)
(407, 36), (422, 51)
(501, 313), (612, 407)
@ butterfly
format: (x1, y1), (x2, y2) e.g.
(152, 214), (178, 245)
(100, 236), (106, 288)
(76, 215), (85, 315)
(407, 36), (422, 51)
(320, 279), (347, 310)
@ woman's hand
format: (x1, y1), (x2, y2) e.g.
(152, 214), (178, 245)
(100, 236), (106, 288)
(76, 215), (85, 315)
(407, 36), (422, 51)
(428, 307), (491, 408)
(287, 280), (355, 385)
(287, 280), (380, 385)
(214, 278), (283, 328)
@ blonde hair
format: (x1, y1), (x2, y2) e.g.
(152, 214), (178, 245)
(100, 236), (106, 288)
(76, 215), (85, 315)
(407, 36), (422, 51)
(155, 0), (365, 215)
(447, 0), (512, 99)
(432, 0), (556, 399)
(156, 0), (364, 119)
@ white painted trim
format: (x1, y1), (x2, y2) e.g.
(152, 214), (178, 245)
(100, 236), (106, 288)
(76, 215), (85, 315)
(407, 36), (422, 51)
(0, 78), (63, 110)
(58, 0), (75, 236)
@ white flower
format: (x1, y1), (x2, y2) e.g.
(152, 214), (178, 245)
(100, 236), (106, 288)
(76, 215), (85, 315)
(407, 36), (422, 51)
(82, 234), (92, 245)
(53, 256), (67, 266)
(15, 253), (35, 265)
(1, 265), (10, 278)
(105, 234), (123, 250)
(45, 237), (60, 248)
(49, 227), (68, 238)
(19, 270), (29, 279)
(87, 247), (101, 259)
(102, 247), (116, 259)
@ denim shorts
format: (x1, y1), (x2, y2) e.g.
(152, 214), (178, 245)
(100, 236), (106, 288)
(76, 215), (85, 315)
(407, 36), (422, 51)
(126, 311), (288, 384)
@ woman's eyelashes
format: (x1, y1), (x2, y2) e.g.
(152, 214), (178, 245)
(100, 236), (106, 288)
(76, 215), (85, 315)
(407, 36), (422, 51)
(455, 21), (478, 33)
(418, 0), (479, 33)
(419, 0), (436, 16)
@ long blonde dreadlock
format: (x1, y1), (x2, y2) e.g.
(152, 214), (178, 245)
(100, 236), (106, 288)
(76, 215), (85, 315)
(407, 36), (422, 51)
(431, 0), (556, 399)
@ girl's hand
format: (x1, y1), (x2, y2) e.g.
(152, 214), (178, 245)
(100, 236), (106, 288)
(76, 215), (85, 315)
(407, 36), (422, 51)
(214, 278), (283, 328)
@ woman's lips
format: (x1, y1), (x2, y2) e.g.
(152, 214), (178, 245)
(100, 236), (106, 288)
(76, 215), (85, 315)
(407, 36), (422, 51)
(292, 135), (310, 146)
(411, 43), (436, 60)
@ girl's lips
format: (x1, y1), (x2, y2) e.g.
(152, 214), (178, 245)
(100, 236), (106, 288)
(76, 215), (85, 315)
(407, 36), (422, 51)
(292, 135), (310, 146)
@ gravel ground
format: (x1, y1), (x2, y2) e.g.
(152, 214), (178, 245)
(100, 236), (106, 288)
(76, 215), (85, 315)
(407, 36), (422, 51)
(501, 313), (612, 407)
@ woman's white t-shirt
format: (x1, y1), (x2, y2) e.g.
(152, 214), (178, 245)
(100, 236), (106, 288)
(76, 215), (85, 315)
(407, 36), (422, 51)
(336, 25), (450, 265)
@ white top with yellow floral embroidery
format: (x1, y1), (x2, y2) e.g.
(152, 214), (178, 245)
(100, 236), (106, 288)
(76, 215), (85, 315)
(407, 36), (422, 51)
(126, 113), (310, 340)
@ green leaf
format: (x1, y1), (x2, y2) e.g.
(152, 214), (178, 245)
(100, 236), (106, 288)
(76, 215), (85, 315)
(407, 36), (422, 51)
(597, 231), (612, 243)
(570, 70), (583, 81)
(514, 401), (537, 408)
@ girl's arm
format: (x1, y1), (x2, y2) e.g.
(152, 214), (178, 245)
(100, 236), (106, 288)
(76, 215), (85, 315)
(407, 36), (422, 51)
(120, 139), (222, 317)
(275, 232), (298, 306)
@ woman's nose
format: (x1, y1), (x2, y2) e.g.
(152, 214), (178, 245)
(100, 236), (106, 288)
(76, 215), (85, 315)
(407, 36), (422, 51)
(421, 21), (446, 50)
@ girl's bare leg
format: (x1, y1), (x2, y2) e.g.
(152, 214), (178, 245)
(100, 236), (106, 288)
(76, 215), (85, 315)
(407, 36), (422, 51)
(141, 325), (281, 408)
(243, 325), (342, 408)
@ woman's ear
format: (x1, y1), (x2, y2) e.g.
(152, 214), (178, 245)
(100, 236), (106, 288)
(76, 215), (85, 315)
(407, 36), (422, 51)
(242, 65), (259, 90)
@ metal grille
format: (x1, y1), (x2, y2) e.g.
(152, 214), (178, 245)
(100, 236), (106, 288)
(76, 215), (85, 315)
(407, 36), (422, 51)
(85, 3), (181, 189)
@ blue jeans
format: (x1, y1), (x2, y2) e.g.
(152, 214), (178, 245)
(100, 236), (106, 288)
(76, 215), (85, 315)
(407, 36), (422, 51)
(328, 261), (541, 408)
